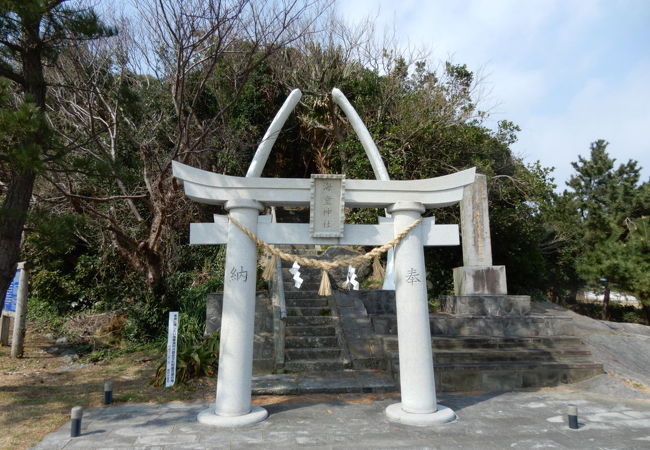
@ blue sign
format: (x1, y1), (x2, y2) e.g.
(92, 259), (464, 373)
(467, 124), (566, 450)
(3, 269), (20, 313)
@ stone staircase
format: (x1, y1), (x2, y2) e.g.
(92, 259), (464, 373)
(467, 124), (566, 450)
(267, 214), (603, 393)
(366, 295), (604, 392)
(380, 334), (603, 392)
(280, 248), (350, 373)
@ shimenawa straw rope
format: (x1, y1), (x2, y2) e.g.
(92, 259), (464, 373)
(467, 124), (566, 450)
(228, 215), (423, 295)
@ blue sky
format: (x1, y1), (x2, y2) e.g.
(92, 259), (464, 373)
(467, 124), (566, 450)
(337, 0), (650, 188)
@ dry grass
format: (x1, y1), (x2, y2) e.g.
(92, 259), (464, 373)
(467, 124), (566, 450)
(0, 328), (214, 450)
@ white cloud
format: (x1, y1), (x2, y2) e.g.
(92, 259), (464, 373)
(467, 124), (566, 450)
(515, 61), (650, 187)
(335, 0), (650, 186)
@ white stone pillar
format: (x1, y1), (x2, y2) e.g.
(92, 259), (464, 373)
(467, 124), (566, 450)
(198, 199), (268, 427)
(385, 202), (455, 426)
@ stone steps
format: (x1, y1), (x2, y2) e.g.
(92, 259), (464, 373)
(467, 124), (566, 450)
(387, 348), (593, 364)
(284, 281), (321, 291)
(285, 325), (337, 337)
(285, 316), (334, 326)
(371, 302), (602, 392)
(285, 336), (339, 348)
(435, 362), (604, 392)
(280, 261), (323, 290)
(285, 290), (325, 300)
(371, 314), (575, 337)
(381, 330), (603, 392)
(278, 245), (351, 373)
(286, 306), (331, 316)
(381, 335), (585, 351)
(387, 357), (603, 392)
(284, 358), (347, 372)
(285, 297), (329, 308)
(286, 348), (342, 360)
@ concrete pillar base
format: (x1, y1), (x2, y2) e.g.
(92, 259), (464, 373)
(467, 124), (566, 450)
(385, 403), (456, 426)
(197, 406), (268, 427)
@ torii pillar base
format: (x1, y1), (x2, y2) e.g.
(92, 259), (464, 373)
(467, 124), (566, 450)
(386, 403), (456, 426)
(197, 406), (268, 427)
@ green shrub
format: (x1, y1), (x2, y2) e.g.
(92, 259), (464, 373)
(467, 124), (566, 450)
(152, 319), (220, 387)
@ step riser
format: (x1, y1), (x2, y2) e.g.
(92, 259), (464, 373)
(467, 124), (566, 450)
(385, 347), (593, 363)
(284, 290), (321, 299)
(286, 349), (342, 360)
(286, 327), (336, 337)
(436, 366), (604, 392)
(286, 316), (335, 326)
(285, 337), (339, 348)
(285, 300), (329, 309)
(389, 361), (604, 392)
(373, 316), (576, 338)
(284, 360), (346, 372)
(433, 352), (593, 364)
(285, 282), (322, 291)
(437, 339), (583, 351)
(286, 307), (331, 317)
(382, 338), (584, 352)
(285, 299), (329, 309)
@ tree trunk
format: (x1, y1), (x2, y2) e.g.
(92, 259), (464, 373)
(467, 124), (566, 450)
(601, 286), (611, 321)
(145, 250), (163, 291)
(0, 17), (47, 310)
(0, 171), (36, 311)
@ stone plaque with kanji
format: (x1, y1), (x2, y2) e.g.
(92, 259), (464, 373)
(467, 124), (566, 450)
(309, 174), (345, 238)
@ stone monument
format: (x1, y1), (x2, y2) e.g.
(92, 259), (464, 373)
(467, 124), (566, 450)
(453, 174), (506, 295)
(445, 173), (531, 315)
(173, 88), (476, 427)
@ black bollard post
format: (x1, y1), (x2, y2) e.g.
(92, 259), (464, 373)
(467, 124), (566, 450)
(70, 406), (83, 437)
(104, 381), (113, 405)
(568, 404), (578, 429)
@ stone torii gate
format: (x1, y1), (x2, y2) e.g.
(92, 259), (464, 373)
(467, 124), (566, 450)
(173, 89), (476, 427)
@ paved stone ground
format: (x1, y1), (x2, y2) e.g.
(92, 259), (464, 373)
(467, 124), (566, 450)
(36, 375), (650, 450)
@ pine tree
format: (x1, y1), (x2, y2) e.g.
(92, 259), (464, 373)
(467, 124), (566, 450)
(564, 140), (648, 320)
(0, 1), (112, 310)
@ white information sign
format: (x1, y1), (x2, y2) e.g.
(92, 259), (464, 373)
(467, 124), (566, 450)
(165, 311), (179, 388)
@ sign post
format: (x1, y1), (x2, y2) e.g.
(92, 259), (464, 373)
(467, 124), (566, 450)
(10, 262), (29, 358)
(165, 311), (179, 388)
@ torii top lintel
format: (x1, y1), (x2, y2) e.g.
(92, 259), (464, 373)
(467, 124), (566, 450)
(172, 161), (476, 209)
(172, 88), (476, 209)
